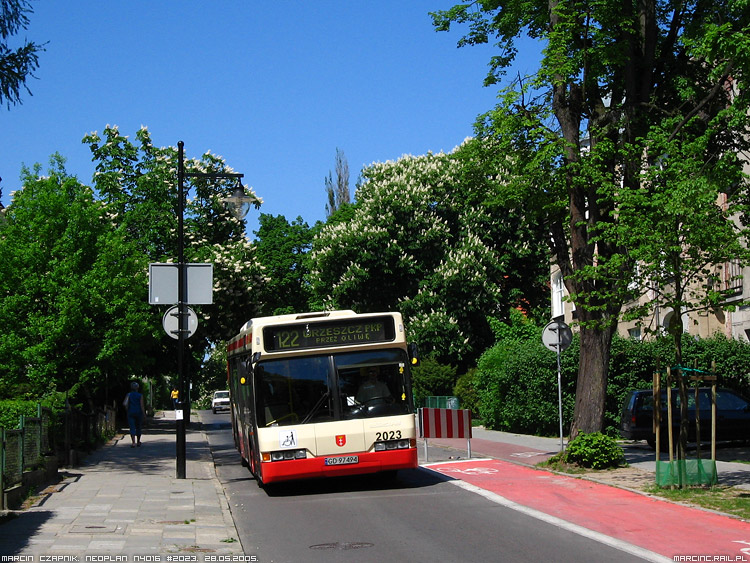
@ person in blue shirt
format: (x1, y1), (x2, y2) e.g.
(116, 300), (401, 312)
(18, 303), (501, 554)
(123, 381), (146, 447)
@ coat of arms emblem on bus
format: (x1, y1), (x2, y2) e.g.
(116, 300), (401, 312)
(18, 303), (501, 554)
(335, 435), (346, 447)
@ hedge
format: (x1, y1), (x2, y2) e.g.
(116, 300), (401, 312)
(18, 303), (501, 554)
(472, 333), (750, 437)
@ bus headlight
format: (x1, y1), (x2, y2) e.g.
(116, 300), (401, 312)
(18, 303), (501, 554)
(269, 449), (306, 461)
(374, 439), (411, 451)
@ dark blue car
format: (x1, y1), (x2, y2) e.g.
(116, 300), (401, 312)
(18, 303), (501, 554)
(619, 387), (750, 449)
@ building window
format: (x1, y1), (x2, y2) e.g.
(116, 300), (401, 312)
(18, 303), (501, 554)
(628, 327), (642, 341)
(723, 259), (743, 296)
(552, 271), (565, 319)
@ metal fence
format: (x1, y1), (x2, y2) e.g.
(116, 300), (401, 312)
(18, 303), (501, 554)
(1, 405), (52, 490)
(424, 396), (461, 409)
(61, 406), (117, 464)
(1, 404), (116, 508)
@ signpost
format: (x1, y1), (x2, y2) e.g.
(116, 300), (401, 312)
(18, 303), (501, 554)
(146, 141), (253, 480)
(542, 320), (573, 453)
(150, 264), (208, 478)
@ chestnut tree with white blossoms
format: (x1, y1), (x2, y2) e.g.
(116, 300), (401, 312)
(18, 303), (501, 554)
(309, 138), (548, 366)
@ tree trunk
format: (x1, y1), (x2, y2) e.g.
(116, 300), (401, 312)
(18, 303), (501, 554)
(672, 316), (689, 466)
(569, 324), (615, 439)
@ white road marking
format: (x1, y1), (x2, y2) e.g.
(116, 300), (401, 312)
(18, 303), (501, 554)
(421, 466), (671, 563)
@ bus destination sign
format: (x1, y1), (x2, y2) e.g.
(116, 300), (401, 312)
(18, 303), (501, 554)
(264, 316), (395, 351)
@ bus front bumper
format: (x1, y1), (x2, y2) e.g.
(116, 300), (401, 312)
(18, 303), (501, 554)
(260, 448), (418, 484)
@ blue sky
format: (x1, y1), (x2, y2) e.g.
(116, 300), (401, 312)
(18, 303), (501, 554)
(1, 1), (539, 236)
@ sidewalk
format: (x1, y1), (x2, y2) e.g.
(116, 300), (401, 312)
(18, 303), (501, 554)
(0, 410), (242, 557)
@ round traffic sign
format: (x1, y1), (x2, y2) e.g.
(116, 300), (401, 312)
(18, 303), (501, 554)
(542, 320), (572, 352)
(162, 305), (199, 339)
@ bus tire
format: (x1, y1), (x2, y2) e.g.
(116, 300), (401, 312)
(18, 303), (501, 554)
(250, 453), (262, 484)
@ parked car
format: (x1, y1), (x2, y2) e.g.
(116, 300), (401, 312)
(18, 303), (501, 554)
(211, 390), (230, 414)
(619, 387), (750, 449)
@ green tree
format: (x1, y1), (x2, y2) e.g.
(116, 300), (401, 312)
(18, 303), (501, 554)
(193, 344), (229, 407)
(82, 126), (264, 389)
(411, 358), (457, 408)
(432, 0), (750, 437)
(0, 0), (45, 108)
(253, 213), (314, 315)
(324, 148), (351, 218)
(0, 158), (151, 401)
(310, 138), (548, 367)
(617, 136), (750, 460)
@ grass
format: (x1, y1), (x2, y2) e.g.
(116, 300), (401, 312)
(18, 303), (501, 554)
(538, 456), (591, 474)
(646, 485), (750, 520)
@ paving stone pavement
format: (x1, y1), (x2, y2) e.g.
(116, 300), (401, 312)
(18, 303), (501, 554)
(0, 410), (243, 559)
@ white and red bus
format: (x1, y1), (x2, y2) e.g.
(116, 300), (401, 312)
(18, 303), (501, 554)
(226, 310), (419, 486)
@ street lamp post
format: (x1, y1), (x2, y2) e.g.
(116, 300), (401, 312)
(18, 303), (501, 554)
(175, 141), (254, 479)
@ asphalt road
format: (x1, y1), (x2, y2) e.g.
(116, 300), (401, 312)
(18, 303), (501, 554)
(199, 411), (656, 563)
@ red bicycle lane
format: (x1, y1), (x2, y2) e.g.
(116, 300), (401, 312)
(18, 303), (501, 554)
(426, 458), (750, 560)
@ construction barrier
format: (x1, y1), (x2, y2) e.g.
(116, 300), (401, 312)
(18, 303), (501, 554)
(418, 407), (472, 461)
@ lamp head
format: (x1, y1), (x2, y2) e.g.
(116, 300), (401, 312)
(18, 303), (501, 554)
(222, 179), (255, 220)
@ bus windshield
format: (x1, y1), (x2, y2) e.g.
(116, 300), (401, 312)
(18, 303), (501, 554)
(255, 348), (412, 427)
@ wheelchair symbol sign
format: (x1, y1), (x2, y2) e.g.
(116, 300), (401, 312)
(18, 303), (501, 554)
(279, 429), (298, 448)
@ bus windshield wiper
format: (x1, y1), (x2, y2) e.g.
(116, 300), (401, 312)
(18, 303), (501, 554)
(301, 390), (330, 424)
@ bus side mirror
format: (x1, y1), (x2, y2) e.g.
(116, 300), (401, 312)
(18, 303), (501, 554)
(408, 343), (419, 366)
(251, 351), (262, 365)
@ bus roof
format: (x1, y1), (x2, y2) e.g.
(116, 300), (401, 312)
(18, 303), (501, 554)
(237, 310), (357, 334)
(227, 310), (404, 358)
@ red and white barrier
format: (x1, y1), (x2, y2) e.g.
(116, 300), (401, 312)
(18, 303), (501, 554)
(418, 408), (472, 461)
(419, 407), (472, 439)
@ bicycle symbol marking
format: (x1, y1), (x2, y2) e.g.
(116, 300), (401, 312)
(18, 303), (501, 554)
(734, 540), (750, 556)
(441, 466), (499, 475)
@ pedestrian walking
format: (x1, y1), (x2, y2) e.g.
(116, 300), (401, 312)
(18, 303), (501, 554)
(123, 381), (146, 447)
(171, 388), (179, 409)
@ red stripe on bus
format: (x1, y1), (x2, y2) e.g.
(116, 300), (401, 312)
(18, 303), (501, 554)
(259, 448), (417, 484)
(228, 333), (252, 354)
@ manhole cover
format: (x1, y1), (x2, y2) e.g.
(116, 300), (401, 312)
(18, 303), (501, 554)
(69, 524), (121, 534)
(310, 542), (374, 550)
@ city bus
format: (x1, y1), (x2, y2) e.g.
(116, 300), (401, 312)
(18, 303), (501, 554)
(226, 310), (419, 486)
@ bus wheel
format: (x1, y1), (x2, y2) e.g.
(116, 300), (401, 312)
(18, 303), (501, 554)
(250, 454), (262, 485)
(240, 456), (249, 468)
